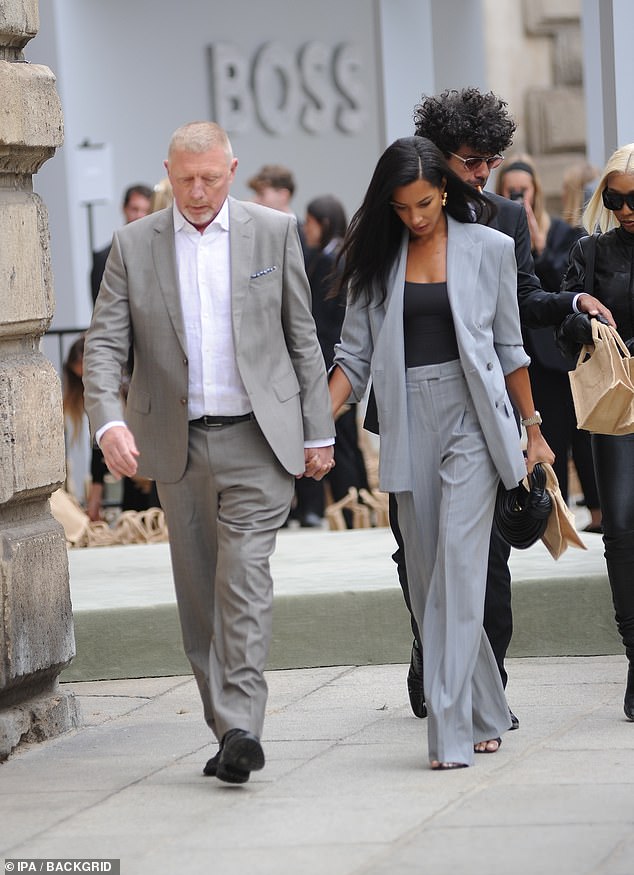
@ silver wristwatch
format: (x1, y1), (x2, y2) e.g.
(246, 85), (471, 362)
(521, 411), (542, 427)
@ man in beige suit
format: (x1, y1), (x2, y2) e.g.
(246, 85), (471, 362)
(83, 121), (335, 784)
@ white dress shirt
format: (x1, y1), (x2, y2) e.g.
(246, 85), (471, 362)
(173, 199), (251, 418)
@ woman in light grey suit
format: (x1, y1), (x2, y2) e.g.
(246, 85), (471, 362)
(329, 137), (554, 769)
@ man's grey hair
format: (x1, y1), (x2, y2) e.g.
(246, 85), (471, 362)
(168, 121), (233, 161)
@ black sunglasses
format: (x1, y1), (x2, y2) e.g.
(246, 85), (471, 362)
(602, 188), (634, 211)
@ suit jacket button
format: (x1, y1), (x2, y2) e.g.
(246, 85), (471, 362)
(180, 397), (187, 405)
(183, 357), (188, 366)
(486, 362), (494, 370)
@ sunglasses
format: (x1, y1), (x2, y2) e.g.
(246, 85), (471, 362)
(602, 188), (634, 211)
(448, 152), (505, 172)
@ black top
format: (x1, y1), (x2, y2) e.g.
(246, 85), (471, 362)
(90, 243), (111, 304)
(403, 281), (459, 367)
(305, 241), (345, 370)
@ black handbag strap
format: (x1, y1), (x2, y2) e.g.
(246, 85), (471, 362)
(583, 233), (598, 295)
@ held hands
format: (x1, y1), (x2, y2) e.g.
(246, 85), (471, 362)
(300, 445), (335, 481)
(99, 425), (140, 479)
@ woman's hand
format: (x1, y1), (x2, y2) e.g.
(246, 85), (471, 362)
(524, 427), (555, 472)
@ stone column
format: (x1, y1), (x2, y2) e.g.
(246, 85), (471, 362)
(0, 0), (80, 759)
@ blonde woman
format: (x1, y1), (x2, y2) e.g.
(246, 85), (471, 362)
(559, 143), (634, 722)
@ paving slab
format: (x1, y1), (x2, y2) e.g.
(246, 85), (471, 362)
(1, 656), (633, 875)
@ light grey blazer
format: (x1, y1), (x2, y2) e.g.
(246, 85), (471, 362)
(333, 215), (530, 492)
(83, 197), (334, 482)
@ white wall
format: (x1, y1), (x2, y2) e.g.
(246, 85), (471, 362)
(582, 0), (634, 167)
(27, 0), (391, 332)
(377, 0), (435, 143)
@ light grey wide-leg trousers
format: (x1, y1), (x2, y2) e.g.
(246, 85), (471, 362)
(157, 418), (294, 742)
(396, 360), (512, 766)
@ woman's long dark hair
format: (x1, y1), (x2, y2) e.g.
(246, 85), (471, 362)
(306, 195), (348, 251)
(336, 136), (495, 304)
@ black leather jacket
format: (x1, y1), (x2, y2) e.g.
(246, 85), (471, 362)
(562, 226), (634, 342)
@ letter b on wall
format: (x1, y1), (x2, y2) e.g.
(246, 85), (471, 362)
(208, 42), (254, 133)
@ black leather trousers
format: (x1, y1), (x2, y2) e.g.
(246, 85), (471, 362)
(592, 432), (634, 661)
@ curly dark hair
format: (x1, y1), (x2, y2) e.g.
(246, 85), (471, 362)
(413, 87), (516, 156)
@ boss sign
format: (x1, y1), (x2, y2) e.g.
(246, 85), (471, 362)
(207, 40), (368, 136)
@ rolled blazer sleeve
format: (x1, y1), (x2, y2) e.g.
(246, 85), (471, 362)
(493, 236), (531, 375)
(332, 291), (375, 402)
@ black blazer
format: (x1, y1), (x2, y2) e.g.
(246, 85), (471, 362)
(485, 192), (576, 328)
(522, 216), (584, 373)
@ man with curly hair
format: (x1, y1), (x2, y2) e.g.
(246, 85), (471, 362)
(374, 87), (613, 728)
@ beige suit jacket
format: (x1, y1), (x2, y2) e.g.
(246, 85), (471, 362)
(83, 198), (334, 482)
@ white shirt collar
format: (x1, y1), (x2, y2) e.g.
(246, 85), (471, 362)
(172, 197), (230, 234)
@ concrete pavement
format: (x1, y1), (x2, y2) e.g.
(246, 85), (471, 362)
(3, 514), (632, 874)
(1, 656), (633, 875)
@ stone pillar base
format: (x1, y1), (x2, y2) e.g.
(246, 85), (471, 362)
(0, 684), (81, 760)
(1, 0), (77, 762)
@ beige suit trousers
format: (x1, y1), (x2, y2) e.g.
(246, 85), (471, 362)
(156, 418), (294, 741)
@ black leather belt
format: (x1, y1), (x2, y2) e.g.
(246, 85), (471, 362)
(190, 413), (255, 428)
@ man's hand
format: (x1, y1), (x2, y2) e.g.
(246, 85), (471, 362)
(299, 445), (335, 481)
(576, 293), (615, 327)
(99, 425), (140, 479)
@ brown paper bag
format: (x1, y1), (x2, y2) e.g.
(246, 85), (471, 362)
(569, 320), (634, 435)
(540, 463), (587, 560)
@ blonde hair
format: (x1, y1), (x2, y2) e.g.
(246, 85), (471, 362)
(583, 143), (634, 233)
(495, 152), (550, 238)
(168, 121), (233, 161)
(150, 177), (173, 212)
(561, 160), (599, 227)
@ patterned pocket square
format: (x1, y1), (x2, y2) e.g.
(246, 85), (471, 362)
(250, 266), (278, 279)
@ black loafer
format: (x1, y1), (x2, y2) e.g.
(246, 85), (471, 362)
(407, 640), (427, 719)
(216, 729), (265, 784)
(203, 749), (221, 776)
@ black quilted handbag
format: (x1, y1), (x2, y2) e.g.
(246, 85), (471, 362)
(493, 462), (552, 549)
